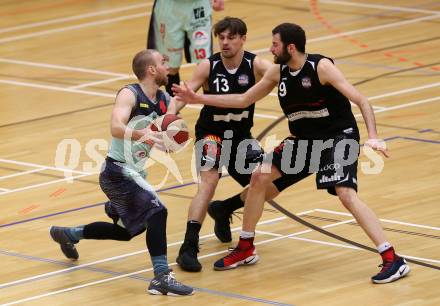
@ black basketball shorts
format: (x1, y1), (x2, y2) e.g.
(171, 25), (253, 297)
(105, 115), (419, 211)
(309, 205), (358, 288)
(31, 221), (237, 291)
(270, 134), (360, 195)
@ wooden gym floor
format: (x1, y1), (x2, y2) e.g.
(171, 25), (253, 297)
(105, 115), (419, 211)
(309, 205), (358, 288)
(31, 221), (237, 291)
(0, 0), (439, 305)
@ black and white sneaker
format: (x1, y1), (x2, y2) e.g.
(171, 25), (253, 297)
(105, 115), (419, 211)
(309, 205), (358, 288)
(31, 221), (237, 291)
(50, 226), (79, 260)
(148, 269), (194, 296)
(371, 256), (410, 284)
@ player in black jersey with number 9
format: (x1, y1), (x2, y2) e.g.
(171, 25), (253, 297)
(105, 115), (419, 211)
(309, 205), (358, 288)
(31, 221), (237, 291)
(174, 23), (410, 284)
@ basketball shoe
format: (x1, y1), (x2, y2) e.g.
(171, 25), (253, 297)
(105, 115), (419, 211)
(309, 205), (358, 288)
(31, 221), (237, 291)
(213, 238), (259, 270)
(176, 240), (202, 272)
(207, 200), (232, 243)
(371, 256), (410, 283)
(148, 269), (194, 296)
(50, 226), (79, 260)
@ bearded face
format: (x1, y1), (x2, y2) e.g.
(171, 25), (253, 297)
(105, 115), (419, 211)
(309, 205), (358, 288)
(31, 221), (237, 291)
(156, 73), (168, 87)
(274, 45), (292, 64)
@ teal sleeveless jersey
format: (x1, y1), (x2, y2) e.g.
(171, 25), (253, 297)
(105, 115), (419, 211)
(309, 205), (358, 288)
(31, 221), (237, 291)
(107, 84), (170, 178)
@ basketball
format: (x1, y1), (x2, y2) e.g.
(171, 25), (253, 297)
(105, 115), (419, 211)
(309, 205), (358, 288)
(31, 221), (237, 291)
(150, 114), (189, 152)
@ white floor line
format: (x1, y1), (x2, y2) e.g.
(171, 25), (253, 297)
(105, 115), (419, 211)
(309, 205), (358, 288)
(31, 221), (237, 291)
(0, 3), (152, 34)
(0, 58), (129, 77)
(368, 82), (440, 101)
(315, 209), (440, 231)
(0, 158), (91, 175)
(315, 0), (440, 15)
(68, 76), (130, 90)
(0, 79), (279, 120)
(3, 214), (438, 305)
(0, 188), (10, 192)
(375, 96), (440, 113)
(2, 78), (433, 114)
(0, 214), (295, 289)
(252, 14), (440, 54)
(287, 236), (361, 250)
(0, 79), (115, 98)
(0, 168), (47, 181)
(401, 254), (440, 264)
(0, 13), (148, 44)
(1, 12), (437, 73)
(0, 173), (93, 196)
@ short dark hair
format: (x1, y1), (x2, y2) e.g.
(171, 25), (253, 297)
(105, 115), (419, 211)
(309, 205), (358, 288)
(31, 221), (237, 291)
(132, 49), (157, 80)
(213, 17), (247, 37)
(272, 23), (306, 53)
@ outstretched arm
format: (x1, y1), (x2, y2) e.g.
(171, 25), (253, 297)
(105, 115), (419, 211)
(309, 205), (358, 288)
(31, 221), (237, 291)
(317, 58), (389, 157)
(253, 55), (273, 81)
(168, 59), (210, 114)
(172, 64), (280, 108)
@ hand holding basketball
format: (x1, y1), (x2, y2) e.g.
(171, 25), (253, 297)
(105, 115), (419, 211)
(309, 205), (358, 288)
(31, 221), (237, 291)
(150, 114), (190, 152)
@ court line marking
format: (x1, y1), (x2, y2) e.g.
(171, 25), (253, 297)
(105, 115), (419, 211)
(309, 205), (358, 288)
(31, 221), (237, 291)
(0, 168), (47, 181)
(0, 79), (280, 120)
(0, 159), (93, 195)
(373, 96), (440, 114)
(0, 174), (92, 196)
(0, 214), (293, 290)
(252, 14), (440, 54)
(315, 0), (440, 15)
(0, 158), (90, 175)
(3, 207), (439, 291)
(2, 77), (438, 115)
(0, 12), (149, 44)
(256, 232), (440, 264)
(68, 76), (130, 90)
(1, 11), (437, 71)
(2, 209), (438, 305)
(0, 3), (152, 34)
(367, 82), (440, 101)
(2, 0), (431, 37)
(0, 58), (129, 77)
(0, 0), (437, 46)
(315, 208), (440, 231)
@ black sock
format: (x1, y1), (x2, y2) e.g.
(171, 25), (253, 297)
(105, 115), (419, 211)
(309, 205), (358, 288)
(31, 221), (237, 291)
(223, 194), (244, 215)
(184, 220), (201, 244)
(146, 209), (168, 257)
(165, 73), (180, 96)
(83, 222), (132, 241)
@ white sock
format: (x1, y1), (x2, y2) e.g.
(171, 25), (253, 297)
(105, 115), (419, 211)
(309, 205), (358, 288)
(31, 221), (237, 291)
(240, 230), (255, 239)
(377, 242), (392, 253)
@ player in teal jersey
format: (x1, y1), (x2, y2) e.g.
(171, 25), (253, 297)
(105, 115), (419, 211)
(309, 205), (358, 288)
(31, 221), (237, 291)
(50, 50), (193, 296)
(147, 0), (225, 95)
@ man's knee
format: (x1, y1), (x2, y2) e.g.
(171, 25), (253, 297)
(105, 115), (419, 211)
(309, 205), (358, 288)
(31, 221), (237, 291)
(250, 167), (274, 188)
(335, 186), (357, 206)
(199, 170), (220, 189)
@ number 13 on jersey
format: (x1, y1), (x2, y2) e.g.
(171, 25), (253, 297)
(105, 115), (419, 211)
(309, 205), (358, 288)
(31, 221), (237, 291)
(194, 48), (206, 60)
(213, 78), (229, 92)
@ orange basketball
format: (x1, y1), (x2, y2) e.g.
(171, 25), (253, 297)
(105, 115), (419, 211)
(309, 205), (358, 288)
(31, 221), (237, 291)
(150, 114), (189, 152)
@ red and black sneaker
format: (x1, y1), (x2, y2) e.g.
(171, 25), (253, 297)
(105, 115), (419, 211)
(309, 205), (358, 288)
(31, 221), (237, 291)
(213, 239), (259, 271)
(371, 256), (410, 284)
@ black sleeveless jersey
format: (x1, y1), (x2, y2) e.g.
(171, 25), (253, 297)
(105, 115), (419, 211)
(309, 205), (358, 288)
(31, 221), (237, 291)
(124, 83), (169, 121)
(277, 54), (359, 139)
(196, 51), (256, 136)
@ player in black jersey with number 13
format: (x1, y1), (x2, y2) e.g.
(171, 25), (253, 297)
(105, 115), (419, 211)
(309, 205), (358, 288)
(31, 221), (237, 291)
(175, 17), (294, 272)
(174, 23), (410, 284)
